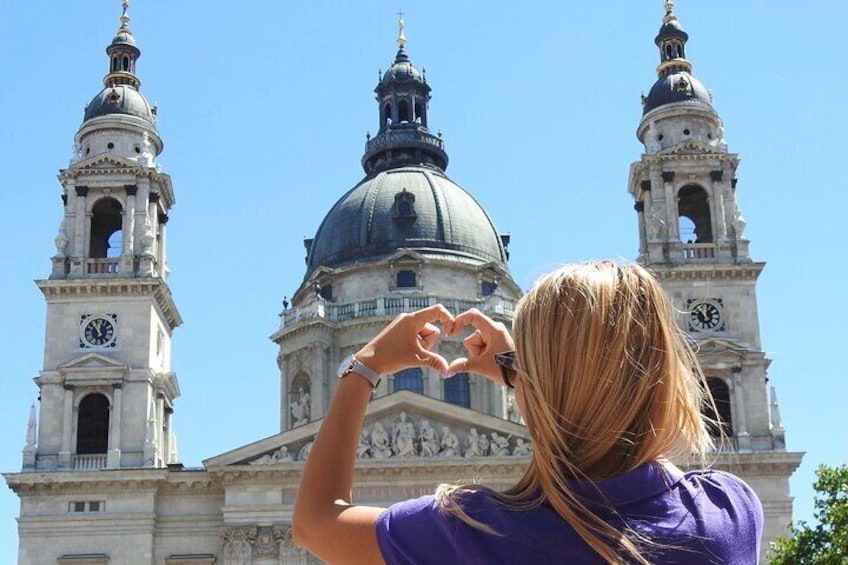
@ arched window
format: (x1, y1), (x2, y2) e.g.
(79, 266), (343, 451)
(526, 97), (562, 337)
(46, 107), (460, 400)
(678, 185), (713, 243)
(122, 56), (129, 71)
(396, 270), (416, 288)
(703, 377), (733, 437)
(414, 101), (424, 124)
(111, 57), (118, 72)
(89, 197), (123, 258)
(383, 103), (392, 126)
(444, 372), (470, 408)
(76, 393), (110, 454)
(393, 368), (423, 394)
(398, 100), (410, 123)
(665, 44), (673, 60)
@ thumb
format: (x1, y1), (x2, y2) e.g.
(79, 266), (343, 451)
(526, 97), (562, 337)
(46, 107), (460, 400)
(416, 349), (449, 375)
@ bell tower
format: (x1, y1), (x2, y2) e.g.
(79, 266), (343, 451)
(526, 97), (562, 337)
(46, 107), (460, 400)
(26, 1), (182, 472)
(628, 2), (802, 546)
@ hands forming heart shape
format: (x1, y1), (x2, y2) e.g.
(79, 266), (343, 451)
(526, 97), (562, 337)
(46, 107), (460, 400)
(353, 304), (515, 386)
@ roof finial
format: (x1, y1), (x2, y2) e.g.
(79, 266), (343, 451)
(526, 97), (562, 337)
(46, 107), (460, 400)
(397, 9), (406, 49)
(118, 0), (131, 31)
(663, 1), (676, 23)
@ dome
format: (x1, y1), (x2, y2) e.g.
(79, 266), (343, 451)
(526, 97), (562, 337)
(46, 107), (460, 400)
(306, 167), (507, 275)
(643, 71), (712, 115)
(655, 19), (688, 44)
(83, 85), (154, 123)
(380, 49), (424, 86)
(111, 31), (137, 47)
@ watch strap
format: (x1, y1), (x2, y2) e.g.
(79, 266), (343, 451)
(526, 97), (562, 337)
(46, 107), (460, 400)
(341, 356), (381, 388)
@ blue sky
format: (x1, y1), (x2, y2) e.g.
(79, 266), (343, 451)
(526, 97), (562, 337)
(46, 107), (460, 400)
(1, 1), (845, 559)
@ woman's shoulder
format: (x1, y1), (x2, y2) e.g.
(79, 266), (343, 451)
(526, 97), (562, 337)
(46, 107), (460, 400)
(678, 466), (763, 509)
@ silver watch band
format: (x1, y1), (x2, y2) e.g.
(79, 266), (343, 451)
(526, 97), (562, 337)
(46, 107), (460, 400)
(341, 356), (381, 388)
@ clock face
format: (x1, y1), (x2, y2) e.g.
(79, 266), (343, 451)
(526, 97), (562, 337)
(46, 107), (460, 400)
(82, 316), (116, 347)
(690, 302), (722, 331)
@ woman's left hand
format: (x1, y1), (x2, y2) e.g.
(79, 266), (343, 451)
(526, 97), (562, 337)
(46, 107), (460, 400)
(355, 304), (455, 375)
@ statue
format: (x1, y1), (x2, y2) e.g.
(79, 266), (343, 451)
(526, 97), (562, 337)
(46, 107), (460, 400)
(250, 445), (292, 465)
(490, 432), (511, 456)
(356, 429), (371, 459)
(464, 428), (481, 458)
(478, 433), (490, 457)
(439, 426), (459, 458)
(392, 412), (416, 457)
(418, 419), (439, 457)
(297, 441), (313, 461)
(70, 140), (82, 165)
(139, 131), (155, 167)
(370, 422), (392, 459)
(506, 394), (523, 424)
(733, 208), (747, 238)
(290, 387), (311, 427)
(512, 438), (532, 457)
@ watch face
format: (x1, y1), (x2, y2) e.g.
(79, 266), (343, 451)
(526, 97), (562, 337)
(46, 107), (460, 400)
(81, 316), (117, 347)
(690, 302), (721, 331)
(337, 354), (355, 378)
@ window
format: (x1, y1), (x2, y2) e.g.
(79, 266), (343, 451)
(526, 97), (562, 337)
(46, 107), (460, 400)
(677, 185), (713, 243)
(89, 197), (123, 258)
(444, 373), (470, 408)
(398, 100), (410, 123)
(319, 284), (333, 301)
(393, 189), (416, 219)
(396, 270), (416, 288)
(704, 377), (733, 437)
(69, 500), (105, 513)
(393, 368), (423, 394)
(481, 280), (498, 297)
(383, 103), (392, 125)
(76, 393), (110, 454)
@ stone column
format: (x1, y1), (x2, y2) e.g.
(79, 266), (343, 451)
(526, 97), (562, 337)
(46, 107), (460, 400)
(733, 381), (751, 452)
(158, 213), (169, 278)
(70, 186), (89, 276)
(312, 343), (328, 420)
(709, 171), (727, 240)
(120, 185), (138, 274)
(59, 386), (74, 468)
(156, 394), (165, 465)
(634, 200), (647, 260)
(107, 385), (122, 468)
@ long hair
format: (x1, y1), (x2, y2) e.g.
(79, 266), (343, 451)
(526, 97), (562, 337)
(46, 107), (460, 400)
(436, 261), (714, 564)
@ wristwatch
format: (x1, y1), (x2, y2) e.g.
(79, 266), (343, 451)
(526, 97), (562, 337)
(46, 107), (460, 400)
(337, 354), (381, 389)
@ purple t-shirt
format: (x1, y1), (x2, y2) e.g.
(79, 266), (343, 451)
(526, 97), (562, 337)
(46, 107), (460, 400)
(375, 462), (762, 564)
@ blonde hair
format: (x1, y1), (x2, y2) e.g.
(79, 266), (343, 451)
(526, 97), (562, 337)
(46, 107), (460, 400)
(437, 261), (714, 564)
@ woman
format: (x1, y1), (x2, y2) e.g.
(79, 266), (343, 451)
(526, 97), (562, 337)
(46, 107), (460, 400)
(292, 261), (762, 564)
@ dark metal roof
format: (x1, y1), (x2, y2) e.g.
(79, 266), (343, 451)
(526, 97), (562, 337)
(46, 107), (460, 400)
(305, 167), (507, 277)
(83, 85), (155, 123)
(643, 71), (712, 115)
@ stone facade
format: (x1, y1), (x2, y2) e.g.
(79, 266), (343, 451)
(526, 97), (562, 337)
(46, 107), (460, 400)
(4, 5), (801, 565)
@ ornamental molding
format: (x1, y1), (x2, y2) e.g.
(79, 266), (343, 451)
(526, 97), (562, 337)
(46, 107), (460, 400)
(677, 451), (804, 479)
(60, 154), (175, 208)
(37, 277), (182, 330)
(205, 391), (532, 470)
(4, 469), (220, 497)
(647, 263), (765, 282)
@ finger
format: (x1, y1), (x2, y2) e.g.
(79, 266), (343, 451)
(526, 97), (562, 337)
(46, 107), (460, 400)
(463, 331), (486, 357)
(409, 304), (454, 328)
(418, 323), (441, 350)
(446, 357), (469, 378)
(452, 308), (497, 334)
(416, 349), (449, 375)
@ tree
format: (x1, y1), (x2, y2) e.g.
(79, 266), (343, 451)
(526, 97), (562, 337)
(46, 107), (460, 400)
(770, 464), (848, 565)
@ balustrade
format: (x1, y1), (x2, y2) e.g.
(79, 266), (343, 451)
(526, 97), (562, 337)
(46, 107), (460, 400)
(682, 243), (716, 260)
(72, 454), (107, 470)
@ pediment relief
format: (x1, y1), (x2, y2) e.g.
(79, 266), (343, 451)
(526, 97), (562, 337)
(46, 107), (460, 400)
(59, 352), (129, 372)
(695, 337), (751, 355)
(661, 140), (721, 156)
(72, 153), (139, 171)
(205, 391), (532, 469)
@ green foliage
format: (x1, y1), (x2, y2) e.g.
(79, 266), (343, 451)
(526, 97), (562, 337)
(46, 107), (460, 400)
(769, 464), (848, 565)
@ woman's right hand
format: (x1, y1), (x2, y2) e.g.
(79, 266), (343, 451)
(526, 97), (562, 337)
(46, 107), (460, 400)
(445, 308), (515, 384)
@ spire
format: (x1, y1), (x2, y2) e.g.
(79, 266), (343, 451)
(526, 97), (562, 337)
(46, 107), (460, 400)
(362, 16), (448, 175)
(103, 0), (142, 89)
(654, 0), (692, 77)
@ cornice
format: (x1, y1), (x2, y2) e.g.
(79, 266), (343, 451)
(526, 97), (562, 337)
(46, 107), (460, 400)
(60, 158), (175, 209)
(37, 277), (182, 330)
(647, 262), (765, 282)
(4, 469), (221, 497)
(677, 451), (804, 479)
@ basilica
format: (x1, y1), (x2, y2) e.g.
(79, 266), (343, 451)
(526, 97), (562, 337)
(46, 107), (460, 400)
(4, 2), (802, 564)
